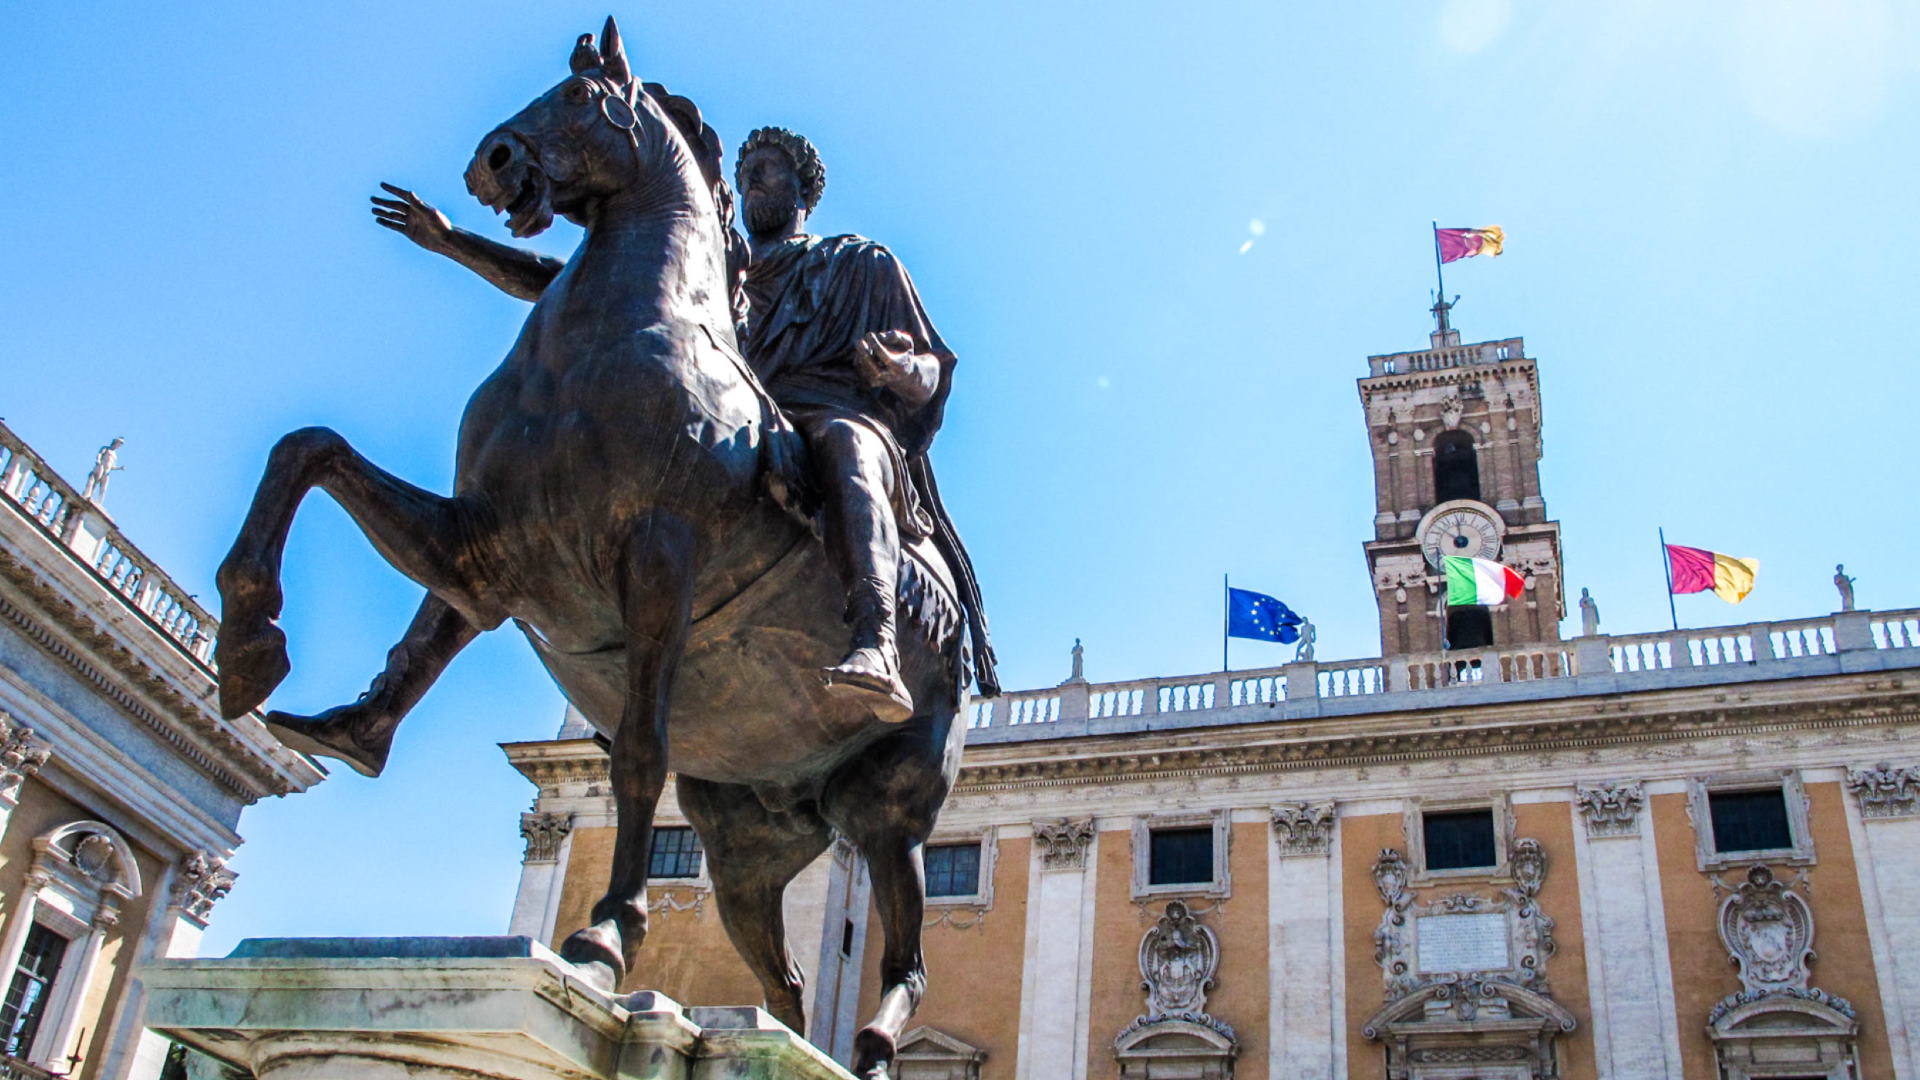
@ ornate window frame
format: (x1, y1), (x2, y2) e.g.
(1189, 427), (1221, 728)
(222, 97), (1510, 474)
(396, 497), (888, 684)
(922, 828), (997, 910)
(1688, 769), (1815, 872)
(0, 821), (142, 1068)
(1403, 793), (1514, 884)
(1131, 809), (1231, 900)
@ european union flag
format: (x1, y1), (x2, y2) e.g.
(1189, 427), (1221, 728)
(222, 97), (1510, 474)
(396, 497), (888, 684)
(1227, 587), (1302, 644)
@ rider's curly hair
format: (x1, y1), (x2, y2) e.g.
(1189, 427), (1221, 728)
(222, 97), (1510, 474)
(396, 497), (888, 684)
(735, 127), (826, 212)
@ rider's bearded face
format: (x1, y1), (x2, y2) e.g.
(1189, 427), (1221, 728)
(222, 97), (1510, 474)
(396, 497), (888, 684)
(741, 147), (804, 235)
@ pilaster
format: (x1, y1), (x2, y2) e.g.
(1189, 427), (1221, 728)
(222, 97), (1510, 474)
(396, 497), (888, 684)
(1846, 763), (1920, 1078)
(1569, 780), (1683, 1079)
(1017, 819), (1096, 1080)
(1268, 803), (1339, 1078)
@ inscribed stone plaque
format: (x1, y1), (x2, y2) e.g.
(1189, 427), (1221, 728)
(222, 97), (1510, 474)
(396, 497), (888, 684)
(1416, 912), (1509, 973)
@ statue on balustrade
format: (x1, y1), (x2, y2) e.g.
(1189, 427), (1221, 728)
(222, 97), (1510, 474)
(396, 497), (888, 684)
(210, 20), (995, 1079)
(1579, 587), (1600, 636)
(1835, 565), (1856, 612)
(82, 437), (123, 505)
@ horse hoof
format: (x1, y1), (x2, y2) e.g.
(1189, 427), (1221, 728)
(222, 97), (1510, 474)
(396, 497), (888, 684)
(264, 707), (391, 778)
(559, 925), (626, 992)
(852, 1026), (896, 1080)
(216, 621), (291, 719)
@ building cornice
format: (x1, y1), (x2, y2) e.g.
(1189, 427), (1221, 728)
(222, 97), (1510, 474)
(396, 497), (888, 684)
(0, 546), (317, 801)
(954, 678), (1920, 793)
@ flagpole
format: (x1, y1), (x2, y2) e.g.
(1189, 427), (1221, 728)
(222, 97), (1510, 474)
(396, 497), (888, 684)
(1222, 573), (1230, 672)
(1432, 220), (1446, 305)
(1659, 527), (1679, 631)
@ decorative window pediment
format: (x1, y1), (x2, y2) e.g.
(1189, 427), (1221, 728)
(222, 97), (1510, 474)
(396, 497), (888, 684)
(894, 1026), (985, 1080)
(1368, 840), (1570, 1079)
(1706, 865), (1859, 1079)
(1113, 900), (1237, 1079)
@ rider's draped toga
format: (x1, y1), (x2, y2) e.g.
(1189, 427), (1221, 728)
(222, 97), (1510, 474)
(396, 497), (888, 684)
(743, 234), (1000, 696)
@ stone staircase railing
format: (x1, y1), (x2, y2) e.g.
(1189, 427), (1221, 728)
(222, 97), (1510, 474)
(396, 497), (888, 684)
(0, 422), (217, 668)
(967, 608), (1920, 738)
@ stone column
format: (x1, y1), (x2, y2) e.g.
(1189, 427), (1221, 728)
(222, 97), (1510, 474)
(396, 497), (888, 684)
(107, 852), (234, 1080)
(1845, 763), (1920, 1078)
(1268, 802), (1340, 1078)
(1570, 782), (1684, 1080)
(39, 902), (119, 1069)
(1017, 819), (1097, 1080)
(507, 812), (573, 942)
(0, 866), (53, 996)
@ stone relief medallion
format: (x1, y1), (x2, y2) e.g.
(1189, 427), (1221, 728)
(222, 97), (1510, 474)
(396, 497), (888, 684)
(1140, 900), (1218, 1019)
(1719, 865), (1814, 993)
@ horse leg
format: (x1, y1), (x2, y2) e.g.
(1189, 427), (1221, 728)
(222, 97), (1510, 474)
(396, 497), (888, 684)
(215, 426), (493, 719)
(558, 513), (699, 991)
(676, 776), (833, 1033)
(821, 727), (955, 1080)
(263, 593), (478, 776)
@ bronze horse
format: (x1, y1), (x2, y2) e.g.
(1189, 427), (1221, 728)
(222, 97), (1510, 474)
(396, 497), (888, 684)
(214, 20), (973, 1078)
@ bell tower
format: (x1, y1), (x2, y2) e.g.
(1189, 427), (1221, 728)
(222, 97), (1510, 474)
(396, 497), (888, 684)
(1359, 302), (1564, 656)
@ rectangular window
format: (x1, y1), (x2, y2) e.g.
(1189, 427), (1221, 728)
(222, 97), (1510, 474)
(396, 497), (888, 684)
(647, 826), (704, 879)
(1709, 788), (1794, 853)
(924, 843), (982, 899)
(1147, 826), (1214, 886)
(1423, 808), (1497, 871)
(0, 923), (69, 1058)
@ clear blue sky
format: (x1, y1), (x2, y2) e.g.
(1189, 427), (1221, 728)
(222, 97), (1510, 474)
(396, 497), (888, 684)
(3, 1), (1916, 952)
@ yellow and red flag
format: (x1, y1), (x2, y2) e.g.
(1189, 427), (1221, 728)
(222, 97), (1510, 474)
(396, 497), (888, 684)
(1665, 544), (1760, 605)
(1436, 226), (1505, 263)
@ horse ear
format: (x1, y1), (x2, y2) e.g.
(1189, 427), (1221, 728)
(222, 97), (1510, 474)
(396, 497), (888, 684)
(599, 16), (632, 85)
(570, 33), (602, 75)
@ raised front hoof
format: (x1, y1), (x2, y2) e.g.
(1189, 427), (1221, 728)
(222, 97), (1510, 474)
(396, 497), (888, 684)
(822, 654), (913, 724)
(215, 622), (291, 719)
(263, 707), (391, 778)
(559, 924), (627, 994)
(852, 1026), (897, 1080)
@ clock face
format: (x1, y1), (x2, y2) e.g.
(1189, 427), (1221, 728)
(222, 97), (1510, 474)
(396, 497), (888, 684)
(1420, 505), (1503, 568)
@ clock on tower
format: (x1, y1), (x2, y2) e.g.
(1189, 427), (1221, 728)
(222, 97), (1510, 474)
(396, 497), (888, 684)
(1357, 317), (1564, 657)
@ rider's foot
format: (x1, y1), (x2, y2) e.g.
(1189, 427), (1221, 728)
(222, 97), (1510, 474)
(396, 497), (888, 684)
(263, 703), (395, 778)
(824, 646), (914, 723)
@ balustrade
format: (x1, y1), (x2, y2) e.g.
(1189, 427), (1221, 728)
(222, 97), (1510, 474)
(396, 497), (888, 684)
(1874, 615), (1920, 650)
(965, 608), (1920, 739)
(0, 422), (218, 666)
(1229, 673), (1285, 706)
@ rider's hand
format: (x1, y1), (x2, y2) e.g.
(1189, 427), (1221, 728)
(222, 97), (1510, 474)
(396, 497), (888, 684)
(854, 330), (917, 390)
(371, 183), (454, 253)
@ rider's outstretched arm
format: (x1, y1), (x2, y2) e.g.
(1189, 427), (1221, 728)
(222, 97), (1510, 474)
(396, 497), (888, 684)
(371, 183), (562, 302)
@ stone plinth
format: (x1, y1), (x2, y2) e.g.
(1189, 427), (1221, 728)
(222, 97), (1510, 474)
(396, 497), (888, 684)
(139, 937), (854, 1080)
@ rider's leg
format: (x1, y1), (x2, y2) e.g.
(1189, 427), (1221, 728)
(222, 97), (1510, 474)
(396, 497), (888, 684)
(263, 593), (479, 777)
(806, 417), (913, 723)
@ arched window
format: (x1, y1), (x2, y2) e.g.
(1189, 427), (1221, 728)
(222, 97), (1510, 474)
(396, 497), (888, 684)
(1433, 431), (1480, 504)
(1446, 606), (1494, 650)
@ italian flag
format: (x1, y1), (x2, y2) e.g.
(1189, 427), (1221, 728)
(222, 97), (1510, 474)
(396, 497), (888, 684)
(1444, 556), (1525, 606)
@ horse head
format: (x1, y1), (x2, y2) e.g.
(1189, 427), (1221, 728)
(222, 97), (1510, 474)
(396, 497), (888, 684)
(465, 17), (717, 239)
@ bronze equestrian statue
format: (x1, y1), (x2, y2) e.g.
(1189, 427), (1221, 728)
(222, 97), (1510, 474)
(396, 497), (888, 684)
(213, 20), (993, 1080)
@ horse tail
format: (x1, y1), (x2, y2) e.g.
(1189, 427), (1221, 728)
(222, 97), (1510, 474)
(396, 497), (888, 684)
(643, 82), (749, 327)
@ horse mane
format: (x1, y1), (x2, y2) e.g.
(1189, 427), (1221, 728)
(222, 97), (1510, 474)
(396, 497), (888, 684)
(643, 82), (749, 322)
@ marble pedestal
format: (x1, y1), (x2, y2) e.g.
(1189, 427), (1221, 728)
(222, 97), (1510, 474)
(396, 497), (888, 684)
(139, 937), (854, 1080)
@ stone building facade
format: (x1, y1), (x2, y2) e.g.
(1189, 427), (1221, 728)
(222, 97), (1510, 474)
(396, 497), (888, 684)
(501, 331), (1920, 1080)
(0, 423), (321, 1078)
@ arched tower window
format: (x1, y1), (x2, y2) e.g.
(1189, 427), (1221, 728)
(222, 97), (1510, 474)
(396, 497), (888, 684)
(1433, 431), (1480, 504)
(1446, 606), (1494, 650)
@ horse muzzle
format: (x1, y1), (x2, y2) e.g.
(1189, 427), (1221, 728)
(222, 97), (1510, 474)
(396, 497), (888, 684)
(466, 130), (555, 238)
